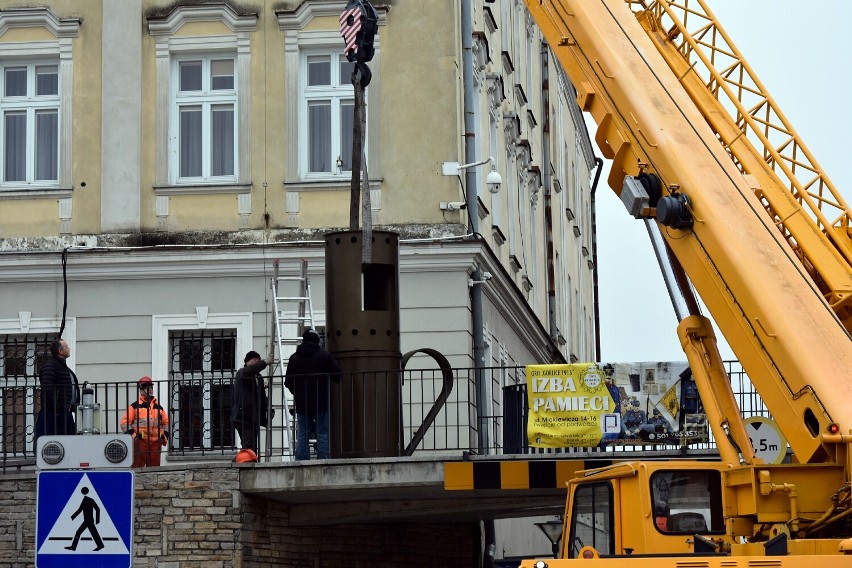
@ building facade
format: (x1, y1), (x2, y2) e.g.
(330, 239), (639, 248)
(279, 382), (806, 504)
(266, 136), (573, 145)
(0, 0), (597, 436)
(0, 0), (598, 563)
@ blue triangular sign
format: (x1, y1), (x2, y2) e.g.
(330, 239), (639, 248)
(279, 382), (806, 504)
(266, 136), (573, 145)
(36, 470), (133, 568)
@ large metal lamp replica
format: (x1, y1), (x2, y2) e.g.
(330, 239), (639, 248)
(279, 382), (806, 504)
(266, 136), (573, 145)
(328, 0), (400, 458)
(325, 230), (401, 457)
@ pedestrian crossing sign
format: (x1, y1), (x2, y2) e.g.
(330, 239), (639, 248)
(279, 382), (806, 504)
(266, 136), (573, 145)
(36, 470), (134, 568)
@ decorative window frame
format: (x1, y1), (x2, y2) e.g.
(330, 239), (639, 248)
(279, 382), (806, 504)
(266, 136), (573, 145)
(0, 313), (76, 368)
(278, 1), (387, 191)
(148, 4), (257, 195)
(0, 8), (79, 199)
(151, 311), (253, 387)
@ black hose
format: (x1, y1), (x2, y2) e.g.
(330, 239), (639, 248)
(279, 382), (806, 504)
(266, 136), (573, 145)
(59, 248), (69, 338)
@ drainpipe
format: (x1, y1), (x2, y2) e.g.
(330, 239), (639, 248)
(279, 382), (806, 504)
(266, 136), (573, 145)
(462, 1), (496, 566)
(590, 157), (603, 361)
(461, 0), (488, 454)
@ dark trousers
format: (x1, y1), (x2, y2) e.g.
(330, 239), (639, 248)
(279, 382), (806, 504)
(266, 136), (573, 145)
(35, 409), (76, 441)
(235, 419), (259, 452)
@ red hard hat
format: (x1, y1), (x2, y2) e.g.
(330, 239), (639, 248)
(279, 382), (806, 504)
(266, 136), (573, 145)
(235, 449), (258, 463)
(138, 376), (153, 386)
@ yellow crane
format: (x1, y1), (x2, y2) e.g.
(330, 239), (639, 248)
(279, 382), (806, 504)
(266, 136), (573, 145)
(520, 0), (852, 564)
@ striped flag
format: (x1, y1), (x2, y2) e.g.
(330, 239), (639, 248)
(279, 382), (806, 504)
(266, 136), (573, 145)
(340, 1), (362, 57)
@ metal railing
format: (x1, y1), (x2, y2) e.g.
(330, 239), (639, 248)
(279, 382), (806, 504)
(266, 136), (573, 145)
(0, 362), (765, 472)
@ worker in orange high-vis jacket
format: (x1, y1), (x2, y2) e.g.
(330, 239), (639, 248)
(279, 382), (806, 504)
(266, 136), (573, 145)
(120, 376), (169, 468)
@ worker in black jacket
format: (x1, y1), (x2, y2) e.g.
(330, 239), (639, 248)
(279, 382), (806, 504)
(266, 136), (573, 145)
(284, 329), (340, 460)
(231, 350), (272, 456)
(36, 338), (80, 440)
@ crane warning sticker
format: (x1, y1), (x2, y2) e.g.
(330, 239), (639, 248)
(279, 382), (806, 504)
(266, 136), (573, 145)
(526, 361), (708, 448)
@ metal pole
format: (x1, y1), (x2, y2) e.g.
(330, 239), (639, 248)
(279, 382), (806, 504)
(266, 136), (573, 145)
(462, 1), (496, 563)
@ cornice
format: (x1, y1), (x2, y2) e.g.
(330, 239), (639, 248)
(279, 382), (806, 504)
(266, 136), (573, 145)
(147, 3), (258, 36)
(0, 7), (80, 38)
(277, 0), (388, 31)
(0, 239), (484, 282)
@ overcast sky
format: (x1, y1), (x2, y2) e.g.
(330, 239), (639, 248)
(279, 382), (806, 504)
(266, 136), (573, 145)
(594, 0), (851, 362)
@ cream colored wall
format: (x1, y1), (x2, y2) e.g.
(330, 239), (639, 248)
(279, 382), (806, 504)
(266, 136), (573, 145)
(66, 0), (101, 235)
(167, 194), (245, 230)
(0, 199), (62, 236)
(138, 3), (159, 232)
(134, 0), (465, 233)
(0, 0), (103, 236)
(1, 26), (55, 42)
(376, 0), (463, 225)
(249, 3), (286, 230)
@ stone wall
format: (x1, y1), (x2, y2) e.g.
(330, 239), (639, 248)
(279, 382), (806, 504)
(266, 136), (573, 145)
(0, 473), (35, 568)
(134, 466), (243, 567)
(0, 464), (479, 567)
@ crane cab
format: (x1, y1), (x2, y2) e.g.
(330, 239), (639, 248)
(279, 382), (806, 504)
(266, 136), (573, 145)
(562, 461), (726, 558)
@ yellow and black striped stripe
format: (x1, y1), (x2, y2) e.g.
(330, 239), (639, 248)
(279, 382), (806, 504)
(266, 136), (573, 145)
(444, 460), (609, 490)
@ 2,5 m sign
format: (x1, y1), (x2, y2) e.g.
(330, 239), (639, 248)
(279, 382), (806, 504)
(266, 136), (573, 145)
(744, 416), (787, 464)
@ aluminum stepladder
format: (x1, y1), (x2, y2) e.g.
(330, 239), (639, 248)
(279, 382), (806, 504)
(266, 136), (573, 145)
(267, 258), (315, 461)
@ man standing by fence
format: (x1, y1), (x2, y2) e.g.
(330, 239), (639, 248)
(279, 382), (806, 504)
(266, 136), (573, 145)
(36, 338), (79, 440)
(231, 350), (272, 461)
(285, 329), (340, 460)
(121, 376), (169, 468)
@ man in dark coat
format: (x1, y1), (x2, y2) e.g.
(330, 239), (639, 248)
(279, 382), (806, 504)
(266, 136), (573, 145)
(36, 338), (80, 440)
(284, 329), (340, 460)
(231, 350), (270, 454)
(621, 398), (647, 440)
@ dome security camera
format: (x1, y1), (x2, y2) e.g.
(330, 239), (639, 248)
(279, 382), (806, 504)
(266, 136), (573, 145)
(486, 168), (502, 194)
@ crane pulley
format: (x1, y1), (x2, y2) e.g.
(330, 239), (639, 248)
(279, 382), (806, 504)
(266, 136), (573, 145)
(339, 0), (378, 87)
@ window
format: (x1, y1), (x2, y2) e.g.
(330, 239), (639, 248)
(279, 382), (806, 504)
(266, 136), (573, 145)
(279, 5), (385, 188)
(1, 334), (53, 454)
(168, 329), (236, 452)
(568, 482), (613, 558)
(0, 8), (79, 196)
(0, 63), (59, 185)
(148, 4), (257, 192)
(302, 51), (357, 177)
(650, 469), (724, 535)
(173, 56), (236, 182)
(152, 312), (251, 456)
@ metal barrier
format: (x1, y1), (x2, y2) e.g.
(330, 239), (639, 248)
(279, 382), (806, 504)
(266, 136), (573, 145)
(0, 362), (765, 472)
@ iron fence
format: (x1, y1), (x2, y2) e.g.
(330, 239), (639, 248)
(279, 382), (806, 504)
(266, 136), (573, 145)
(0, 361), (765, 472)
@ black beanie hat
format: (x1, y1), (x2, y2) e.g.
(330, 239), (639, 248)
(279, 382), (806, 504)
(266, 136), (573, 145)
(244, 350), (261, 363)
(302, 329), (320, 343)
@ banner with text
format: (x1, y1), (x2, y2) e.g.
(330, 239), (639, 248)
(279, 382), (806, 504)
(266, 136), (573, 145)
(526, 361), (708, 448)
